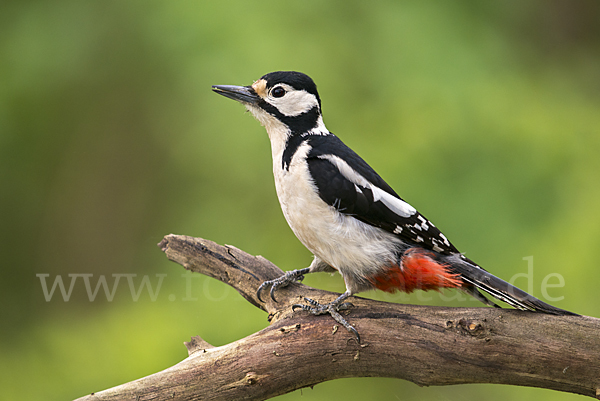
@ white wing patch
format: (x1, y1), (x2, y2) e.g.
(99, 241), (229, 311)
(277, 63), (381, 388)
(318, 154), (417, 218)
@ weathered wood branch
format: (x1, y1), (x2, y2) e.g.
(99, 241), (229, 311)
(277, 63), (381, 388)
(74, 234), (600, 401)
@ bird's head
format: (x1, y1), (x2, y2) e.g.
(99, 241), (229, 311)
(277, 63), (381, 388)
(212, 71), (325, 136)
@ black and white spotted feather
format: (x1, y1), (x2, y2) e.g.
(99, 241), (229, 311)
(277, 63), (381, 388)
(303, 133), (458, 255)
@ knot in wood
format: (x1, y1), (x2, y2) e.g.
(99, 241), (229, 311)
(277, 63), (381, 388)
(446, 318), (489, 339)
(245, 372), (259, 385)
(458, 318), (486, 337)
(279, 323), (301, 334)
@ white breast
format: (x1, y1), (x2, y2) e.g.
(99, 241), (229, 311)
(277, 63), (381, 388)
(271, 140), (402, 293)
(246, 104), (403, 292)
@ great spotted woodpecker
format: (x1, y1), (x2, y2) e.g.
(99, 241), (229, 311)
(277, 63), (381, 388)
(212, 71), (576, 341)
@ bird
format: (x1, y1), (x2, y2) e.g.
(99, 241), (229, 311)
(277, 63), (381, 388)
(212, 71), (577, 341)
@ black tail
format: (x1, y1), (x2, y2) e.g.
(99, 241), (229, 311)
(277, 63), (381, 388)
(448, 255), (578, 316)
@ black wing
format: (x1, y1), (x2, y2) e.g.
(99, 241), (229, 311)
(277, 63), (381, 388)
(306, 134), (459, 255)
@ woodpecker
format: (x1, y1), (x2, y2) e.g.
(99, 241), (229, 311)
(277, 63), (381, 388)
(212, 71), (576, 341)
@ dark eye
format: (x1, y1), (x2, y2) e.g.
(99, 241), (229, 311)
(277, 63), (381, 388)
(271, 87), (286, 98)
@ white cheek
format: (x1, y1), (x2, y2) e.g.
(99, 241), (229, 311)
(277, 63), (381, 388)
(268, 90), (318, 117)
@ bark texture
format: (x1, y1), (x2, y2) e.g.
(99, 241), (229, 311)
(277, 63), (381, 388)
(73, 234), (600, 401)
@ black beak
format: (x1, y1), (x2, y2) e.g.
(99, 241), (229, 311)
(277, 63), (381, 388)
(212, 85), (259, 105)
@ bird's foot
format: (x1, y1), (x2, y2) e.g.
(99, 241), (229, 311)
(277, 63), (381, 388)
(257, 267), (311, 302)
(293, 293), (360, 342)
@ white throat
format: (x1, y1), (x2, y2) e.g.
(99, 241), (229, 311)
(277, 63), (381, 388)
(245, 105), (291, 165)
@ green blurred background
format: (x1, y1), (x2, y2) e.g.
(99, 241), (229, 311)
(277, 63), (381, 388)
(2, 1), (599, 400)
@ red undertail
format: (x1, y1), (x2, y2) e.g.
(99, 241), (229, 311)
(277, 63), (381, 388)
(367, 248), (462, 293)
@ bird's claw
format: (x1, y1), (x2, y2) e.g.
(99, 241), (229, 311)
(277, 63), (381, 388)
(256, 268), (310, 303)
(293, 297), (360, 342)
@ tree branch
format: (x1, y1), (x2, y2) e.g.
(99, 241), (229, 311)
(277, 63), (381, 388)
(74, 234), (600, 401)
